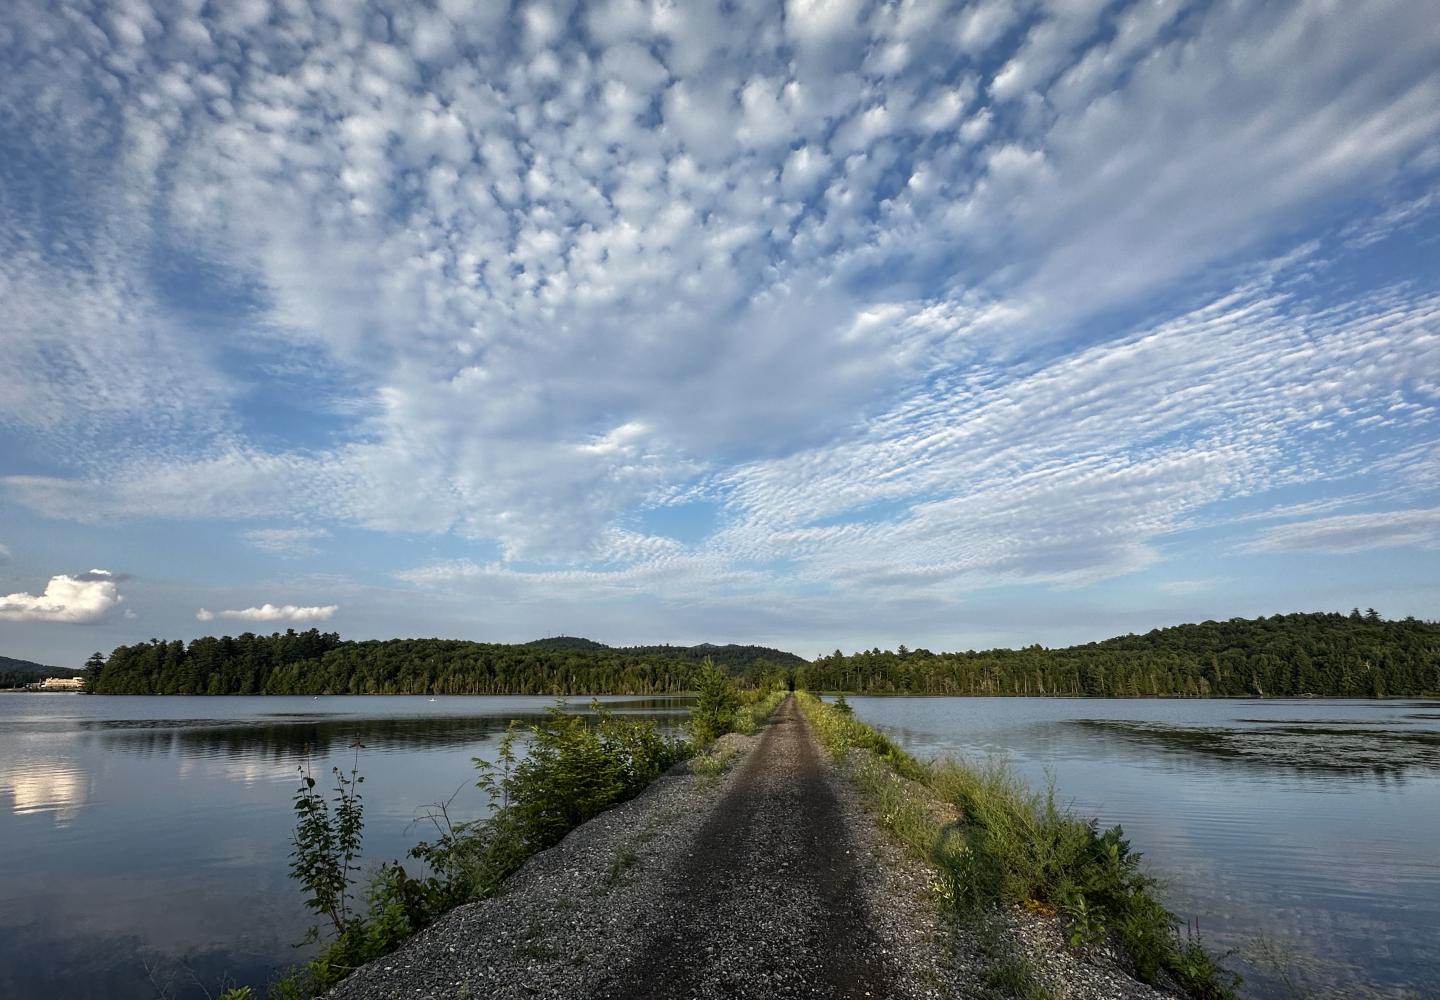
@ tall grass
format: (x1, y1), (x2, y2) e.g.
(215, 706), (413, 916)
(797, 692), (1238, 1000)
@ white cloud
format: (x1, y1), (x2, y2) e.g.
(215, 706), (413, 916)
(195, 604), (339, 623)
(0, 570), (124, 623)
(1243, 509), (1440, 556)
(1, 0), (1438, 651)
(0, 543), (10, 563)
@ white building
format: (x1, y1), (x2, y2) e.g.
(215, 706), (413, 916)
(36, 676), (84, 691)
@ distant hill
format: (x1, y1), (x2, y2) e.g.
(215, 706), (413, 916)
(803, 612), (1440, 697)
(622, 643), (808, 669)
(524, 636), (611, 651)
(524, 636), (807, 669)
(0, 655), (78, 689)
(86, 632), (804, 696)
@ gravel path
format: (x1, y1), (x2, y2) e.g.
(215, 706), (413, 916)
(326, 697), (1167, 1000)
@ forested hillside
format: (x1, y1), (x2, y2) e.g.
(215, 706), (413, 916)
(799, 612), (1439, 697)
(80, 612), (1440, 697)
(85, 632), (800, 695)
(0, 655), (76, 689)
(523, 635), (808, 671)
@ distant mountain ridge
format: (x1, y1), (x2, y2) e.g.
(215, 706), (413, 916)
(523, 635), (806, 666)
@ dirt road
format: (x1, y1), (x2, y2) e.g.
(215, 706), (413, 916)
(329, 696), (951, 1000)
(592, 695), (902, 998)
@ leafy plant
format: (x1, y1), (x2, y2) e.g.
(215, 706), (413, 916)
(288, 746), (366, 937)
(690, 660), (741, 744)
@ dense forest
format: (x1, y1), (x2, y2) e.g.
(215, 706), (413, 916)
(79, 612), (1440, 697)
(799, 612), (1440, 697)
(85, 632), (801, 695)
(525, 635), (808, 672)
(0, 655), (75, 689)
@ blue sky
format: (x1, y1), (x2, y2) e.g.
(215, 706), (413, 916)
(2, 0), (1438, 667)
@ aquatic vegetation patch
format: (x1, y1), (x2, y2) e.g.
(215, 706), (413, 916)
(1075, 719), (1440, 774)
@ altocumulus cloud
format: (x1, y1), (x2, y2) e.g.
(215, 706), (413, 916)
(0, 0), (1438, 652)
(0, 570), (124, 623)
(1243, 509), (1440, 555)
(196, 604), (339, 623)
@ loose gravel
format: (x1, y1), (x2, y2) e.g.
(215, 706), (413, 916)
(326, 698), (1172, 1000)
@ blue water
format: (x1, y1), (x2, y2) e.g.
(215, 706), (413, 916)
(0, 694), (690, 1000)
(846, 696), (1440, 999)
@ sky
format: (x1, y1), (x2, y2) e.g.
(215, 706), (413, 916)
(1, 0), (1438, 667)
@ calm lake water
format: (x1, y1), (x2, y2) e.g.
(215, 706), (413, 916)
(4, 695), (1438, 999)
(847, 696), (1440, 999)
(0, 693), (691, 1000)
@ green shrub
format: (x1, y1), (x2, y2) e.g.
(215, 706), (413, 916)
(272, 703), (689, 999)
(690, 660), (742, 744)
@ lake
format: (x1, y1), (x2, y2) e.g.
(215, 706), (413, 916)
(4, 695), (1437, 999)
(846, 696), (1440, 999)
(0, 693), (691, 1000)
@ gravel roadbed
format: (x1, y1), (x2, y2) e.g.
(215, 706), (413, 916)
(327, 700), (1174, 1000)
(325, 731), (761, 1000)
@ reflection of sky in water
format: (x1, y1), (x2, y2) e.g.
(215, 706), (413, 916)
(0, 693), (691, 1000)
(0, 761), (87, 823)
(846, 697), (1440, 999)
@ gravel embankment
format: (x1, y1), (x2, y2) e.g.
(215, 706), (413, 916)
(327, 698), (1171, 1000)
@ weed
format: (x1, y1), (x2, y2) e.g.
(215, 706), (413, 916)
(605, 844), (640, 887)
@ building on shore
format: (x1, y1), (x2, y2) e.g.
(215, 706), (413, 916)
(34, 676), (84, 691)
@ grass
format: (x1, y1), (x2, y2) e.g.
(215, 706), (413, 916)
(796, 692), (1239, 1000)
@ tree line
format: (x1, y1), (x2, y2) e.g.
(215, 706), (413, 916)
(798, 611), (1439, 697)
(83, 632), (799, 695)
(80, 611), (1439, 698)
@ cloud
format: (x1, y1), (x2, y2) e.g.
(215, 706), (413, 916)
(0, 570), (124, 623)
(242, 527), (330, 557)
(1, 0), (1438, 651)
(196, 604), (339, 623)
(1243, 509), (1440, 556)
(0, 543), (10, 563)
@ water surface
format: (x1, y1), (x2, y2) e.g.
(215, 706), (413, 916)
(0, 693), (690, 1000)
(847, 696), (1440, 998)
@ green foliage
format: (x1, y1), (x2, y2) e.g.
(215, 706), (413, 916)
(85, 630), (801, 695)
(800, 612), (1440, 698)
(690, 660), (741, 744)
(0, 655), (81, 689)
(732, 688), (787, 735)
(803, 691), (927, 782)
(272, 703), (688, 998)
(288, 751), (365, 936)
(796, 693), (1239, 1000)
(689, 745), (737, 783)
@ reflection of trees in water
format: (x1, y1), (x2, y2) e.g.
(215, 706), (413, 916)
(1073, 719), (1440, 779)
(0, 919), (264, 1000)
(83, 706), (689, 761)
